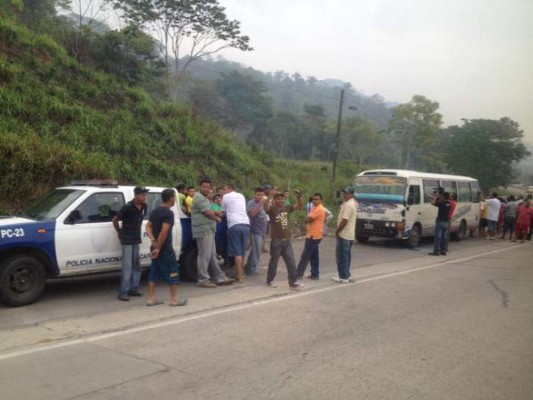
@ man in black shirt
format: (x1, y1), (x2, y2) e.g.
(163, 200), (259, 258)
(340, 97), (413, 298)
(113, 186), (148, 301)
(145, 189), (187, 307)
(428, 190), (451, 256)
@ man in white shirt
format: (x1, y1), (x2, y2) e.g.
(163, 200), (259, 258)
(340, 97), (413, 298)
(332, 187), (358, 283)
(222, 184), (250, 282)
(486, 192), (501, 240)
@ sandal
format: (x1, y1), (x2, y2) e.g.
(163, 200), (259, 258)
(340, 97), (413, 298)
(146, 300), (164, 307)
(169, 299), (188, 307)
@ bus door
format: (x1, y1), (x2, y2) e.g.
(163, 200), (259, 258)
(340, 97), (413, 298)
(405, 179), (422, 229)
(420, 179), (439, 236)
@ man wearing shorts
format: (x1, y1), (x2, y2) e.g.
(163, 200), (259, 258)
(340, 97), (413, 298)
(222, 184), (250, 282)
(145, 189), (187, 307)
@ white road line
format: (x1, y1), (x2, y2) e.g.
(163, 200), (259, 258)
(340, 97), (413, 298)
(0, 245), (521, 361)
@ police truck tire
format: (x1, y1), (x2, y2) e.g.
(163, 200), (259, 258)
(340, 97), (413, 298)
(0, 256), (46, 307)
(179, 243), (198, 282)
(456, 220), (467, 241)
(408, 225), (421, 249)
(356, 233), (370, 244)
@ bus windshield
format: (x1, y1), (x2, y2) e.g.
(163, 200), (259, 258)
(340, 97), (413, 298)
(353, 176), (407, 200)
(20, 189), (85, 220)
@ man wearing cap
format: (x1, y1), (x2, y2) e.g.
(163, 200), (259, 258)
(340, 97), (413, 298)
(332, 187), (358, 283)
(113, 186), (149, 301)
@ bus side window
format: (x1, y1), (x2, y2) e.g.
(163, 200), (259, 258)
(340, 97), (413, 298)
(422, 179), (439, 203)
(407, 186), (421, 205)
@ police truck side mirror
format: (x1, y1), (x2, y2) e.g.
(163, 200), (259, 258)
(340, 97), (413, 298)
(65, 210), (82, 225)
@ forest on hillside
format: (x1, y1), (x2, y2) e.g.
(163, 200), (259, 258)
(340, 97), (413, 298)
(1, 0), (532, 202)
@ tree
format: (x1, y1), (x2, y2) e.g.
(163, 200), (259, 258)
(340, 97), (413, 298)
(340, 116), (381, 166)
(444, 118), (530, 192)
(389, 95), (442, 170)
(110, 0), (252, 83)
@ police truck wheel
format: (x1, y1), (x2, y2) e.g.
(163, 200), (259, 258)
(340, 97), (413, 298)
(179, 243), (198, 282)
(356, 233), (370, 244)
(0, 256), (46, 307)
(456, 220), (467, 241)
(408, 225), (421, 249)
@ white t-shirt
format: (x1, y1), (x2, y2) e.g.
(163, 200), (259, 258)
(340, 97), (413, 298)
(222, 191), (250, 229)
(486, 198), (501, 222)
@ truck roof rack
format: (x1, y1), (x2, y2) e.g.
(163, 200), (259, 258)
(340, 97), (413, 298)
(70, 179), (119, 187)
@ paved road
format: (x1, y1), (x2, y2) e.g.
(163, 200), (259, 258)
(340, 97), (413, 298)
(1, 237), (532, 399)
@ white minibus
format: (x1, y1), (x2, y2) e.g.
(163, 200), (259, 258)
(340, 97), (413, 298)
(353, 169), (480, 248)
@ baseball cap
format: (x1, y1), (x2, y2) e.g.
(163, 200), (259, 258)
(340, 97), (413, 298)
(134, 186), (150, 195)
(342, 186), (355, 195)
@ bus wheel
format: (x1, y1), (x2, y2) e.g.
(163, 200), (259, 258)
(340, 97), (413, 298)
(179, 243), (198, 282)
(0, 256), (46, 307)
(455, 220), (468, 241)
(408, 225), (420, 249)
(356, 233), (370, 244)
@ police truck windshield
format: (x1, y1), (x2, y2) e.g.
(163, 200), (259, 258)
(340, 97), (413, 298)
(353, 176), (407, 196)
(21, 189), (84, 220)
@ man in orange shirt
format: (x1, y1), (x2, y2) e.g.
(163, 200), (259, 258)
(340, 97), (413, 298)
(297, 193), (326, 280)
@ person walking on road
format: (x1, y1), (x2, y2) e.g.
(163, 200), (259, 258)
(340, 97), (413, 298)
(192, 179), (235, 288)
(244, 187), (268, 276)
(428, 190), (451, 256)
(297, 193), (326, 280)
(113, 186), (149, 301)
(145, 189), (187, 307)
(265, 190), (304, 289)
(222, 184), (250, 283)
(332, 187), (358, 283)
(486, 193), (502, 240)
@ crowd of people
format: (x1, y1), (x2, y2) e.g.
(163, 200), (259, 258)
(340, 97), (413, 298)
(111, 182), (532, 306)
(112, 181), (359, 306)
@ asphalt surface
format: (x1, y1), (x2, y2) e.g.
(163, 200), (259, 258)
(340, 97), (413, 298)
(0, 236), (532, 400)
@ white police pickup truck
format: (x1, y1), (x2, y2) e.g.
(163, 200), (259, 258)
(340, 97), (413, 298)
(0, 182), (183, 307)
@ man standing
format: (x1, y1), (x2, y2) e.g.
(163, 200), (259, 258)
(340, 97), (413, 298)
(265, 190), (304, 289)
(192, 179), (234, 288)
(222, 184), (250, 282)
(244, 187), (268, 276)
(113, 186), (148, 301)
(297, 193), (326, 280)
(486, 192), (502, 240)
(145, 189), (187, 306)
(332, 187), (358, 283)
(428, 190), (451, 256)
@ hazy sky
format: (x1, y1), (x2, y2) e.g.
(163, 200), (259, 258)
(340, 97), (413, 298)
(217, 0), (533, 143)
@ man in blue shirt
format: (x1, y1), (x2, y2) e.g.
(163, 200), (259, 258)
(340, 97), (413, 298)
(244, 187), (268, 275)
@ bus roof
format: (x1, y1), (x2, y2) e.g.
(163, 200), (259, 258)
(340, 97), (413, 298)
(356, 169), (477, 182)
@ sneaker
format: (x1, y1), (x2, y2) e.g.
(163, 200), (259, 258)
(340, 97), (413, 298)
(306, 274), (319, 280)
(216, 278), (235, 285)
(339, 279), (352, 284)
(428, 252), (439, 256)
(267, 282), (277, 288)
(440, 252), (447, 256)
(289, 282), (304, 290)
(128, 290), (143, 297)
(331, 275), (342, 282)
(117, 295), (130, 301)
(197, 281), (217, 288)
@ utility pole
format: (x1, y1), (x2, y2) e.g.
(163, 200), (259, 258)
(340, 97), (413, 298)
(331, 89), (345, 183)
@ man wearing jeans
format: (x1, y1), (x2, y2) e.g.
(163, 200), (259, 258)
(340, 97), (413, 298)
(332, 187), (358, 283)
(244, 187), (268, 276)
(297, 193), (326, 280)
(265, 191), (304, 289)
(113, 186), (148, 301)
(428, 190), (451, 256)
(192, 179), (234, 288)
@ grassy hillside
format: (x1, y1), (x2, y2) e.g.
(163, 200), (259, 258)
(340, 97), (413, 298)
(0, 17), (359, 213)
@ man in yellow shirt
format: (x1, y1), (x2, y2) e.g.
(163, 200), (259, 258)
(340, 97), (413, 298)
(296, 193), (326, 279)
(332, 187), (358, 283)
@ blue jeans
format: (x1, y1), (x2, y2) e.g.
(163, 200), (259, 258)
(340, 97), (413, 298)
(267, 239), (298, 285)
(433, 221), (449, 253)
(336, 238), (353, 280)
(245, 233), (265, 274)
(296, 238), (322, 278)
(119, 244), (142, 296)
